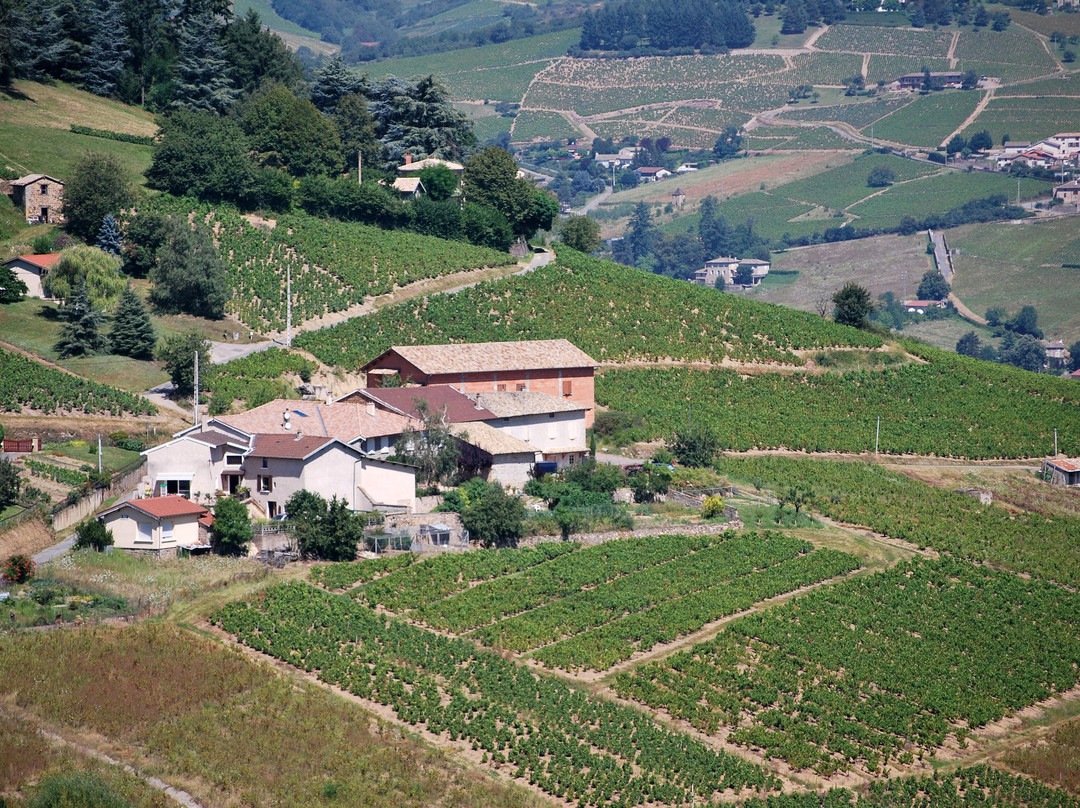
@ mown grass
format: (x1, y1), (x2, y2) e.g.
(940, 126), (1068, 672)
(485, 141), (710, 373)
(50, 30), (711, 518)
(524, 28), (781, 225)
(0, 80), (157, 137)
(0, 625), (545, 808)
(233, 0), (325, 37)
(949, 217), (1080, 343)
(0, 122), (152, 189)
(777, 152), (940, 210)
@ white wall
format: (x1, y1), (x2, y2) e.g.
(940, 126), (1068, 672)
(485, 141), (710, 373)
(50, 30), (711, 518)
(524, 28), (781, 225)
(489, 453), (537, 489)
(144, 438), (223, 499)
(9, 260), (46, 299)
(485, 411), (586, 455)
(103, 508), (200, 552)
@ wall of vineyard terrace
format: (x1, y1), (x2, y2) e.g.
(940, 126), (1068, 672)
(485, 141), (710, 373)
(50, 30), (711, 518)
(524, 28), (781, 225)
(518, 516), (742, 547)
(295, 247), (884, 369)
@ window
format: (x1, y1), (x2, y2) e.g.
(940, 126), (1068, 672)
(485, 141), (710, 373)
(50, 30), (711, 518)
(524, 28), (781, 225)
(562, 380), (573, 397)
(162, 521), (174, 541)
(40, 184), (48, 194)
(165, 479), (191, 497)
(136, 521), (153, 543)
(496, 384), (507, 392)
(259, 475), (273, 494)
(516, 383), (526, 391)
(261, 456), (268, 469)
(548, 413), (556, 418)
(225, 454), (243, 466)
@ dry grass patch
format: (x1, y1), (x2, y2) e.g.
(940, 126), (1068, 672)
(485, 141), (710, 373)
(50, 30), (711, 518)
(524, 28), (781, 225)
(0, 516), (56, 560)
(0, 80), (157, 136)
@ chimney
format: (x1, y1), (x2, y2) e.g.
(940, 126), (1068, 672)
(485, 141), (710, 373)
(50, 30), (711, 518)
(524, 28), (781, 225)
(294, 430), (303, 441)
(405, 153), (412, 165)
(366, 401), (376, 417)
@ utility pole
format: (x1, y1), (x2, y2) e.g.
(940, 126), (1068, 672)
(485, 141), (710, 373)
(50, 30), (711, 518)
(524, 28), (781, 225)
(1017, 177), (1021, 206)
(1054, 428), (1058, 457)
(286, 264), (292, 348)
(875, 416), (880, 456)
(98, 435), (102, 474)
(357, 151), (362, 186)
(902, 269), (907, 303)
(193, 350), (200, 426)
(871, 122), (875, 150)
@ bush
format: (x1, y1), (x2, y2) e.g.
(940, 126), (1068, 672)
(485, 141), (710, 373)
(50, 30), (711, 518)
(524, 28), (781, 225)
(74, 519), (114, 551)
(28, 772), (133, 808)
(701, 494), (726, 519)
(3, 554), (35, 584)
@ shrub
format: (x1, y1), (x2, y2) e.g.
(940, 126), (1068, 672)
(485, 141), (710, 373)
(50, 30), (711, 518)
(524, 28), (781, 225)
(3, 554), (35, 584)
(74, 519), (114, 551)
(701, 494), (726, 519)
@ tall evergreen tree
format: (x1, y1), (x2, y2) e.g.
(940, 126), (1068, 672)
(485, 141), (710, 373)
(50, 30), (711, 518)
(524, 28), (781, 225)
(55, 281), (107, 358)
(149, 217), (228, 319)
(109, 285), (156, 359)
(221, 9), (304, 96)
(624, 202), (655, 265)
(310, 53), (365, 113)
(96, 214), (123, 255)
(781, 0), (808, 33)
(12, 0), (71, 81)
(80, 0), (130, 96)
(170, 10), (238, 113)
(120, 0), (171, 106)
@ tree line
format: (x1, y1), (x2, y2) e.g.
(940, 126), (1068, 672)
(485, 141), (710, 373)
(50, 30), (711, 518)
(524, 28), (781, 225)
(580, 0), (756, 52)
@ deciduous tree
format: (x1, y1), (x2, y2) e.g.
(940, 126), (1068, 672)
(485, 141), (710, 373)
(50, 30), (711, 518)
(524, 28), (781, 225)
(916, 269), (949, 300)
(832, 282), (873, 329)
(461, 485), (526, 547)
(559, 215), (602, 253)
(156, 331), (211, 397)
(956, 331), (982, 358)
(63, 152), (135, 241)
(44, 246), (126, 309)
(212, 495), (252, 556)
(149, 218), (228, 318)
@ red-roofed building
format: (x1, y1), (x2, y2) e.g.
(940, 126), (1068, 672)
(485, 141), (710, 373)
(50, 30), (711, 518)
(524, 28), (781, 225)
(1043, 457), (1080, 487)
(3, 254), (61, 299)
(361, 340), (598, 426)
(99, 496), (212, 557)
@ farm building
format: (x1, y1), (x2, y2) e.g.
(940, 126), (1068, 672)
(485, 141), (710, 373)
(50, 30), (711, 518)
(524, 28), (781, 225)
(1043, 457), (1080, 486)
(903, 299), (948, 312)
(466, 390), (588, 469)
(1043, 340), (1066, 368)
(1054, 180), (1080, 206)
(3, 174), (64, 224)
(2, 253), (60, 299)
(390, 177), (425, 199)
(693, 256), (771, 288)
(671, 188), (686, 208)
(450, 422), (539, 489)
(892, 72), (964, 90)
(635, 167), (671, 182)
(397, 155), (464, 174)
(361, 339), (598, 426)
(99, 495), (212, 558)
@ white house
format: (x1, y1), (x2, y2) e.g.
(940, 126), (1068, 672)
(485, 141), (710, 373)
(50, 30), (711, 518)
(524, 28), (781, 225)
(3, 253), (60, 299)
(450, 422), (539, 489)
(1037, 133), (1080, 161)
(693, 256), (739, 287)
(468, 390), (588, 469)
(99, 495), (212, 557)
(635, 167), (672, 182)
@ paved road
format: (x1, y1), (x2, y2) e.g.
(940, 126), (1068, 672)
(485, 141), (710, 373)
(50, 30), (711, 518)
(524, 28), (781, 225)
(32, 535), (76, 566)
(572, 188), (612, 216)
(210, 339), (278, 364)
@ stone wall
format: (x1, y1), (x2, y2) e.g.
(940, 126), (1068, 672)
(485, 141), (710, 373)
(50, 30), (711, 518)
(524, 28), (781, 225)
(520, 517), (742, 548)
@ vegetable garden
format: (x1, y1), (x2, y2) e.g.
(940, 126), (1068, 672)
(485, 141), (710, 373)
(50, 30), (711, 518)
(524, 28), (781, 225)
(0, 347), (157, 416)
(616, 557), (1080, 775)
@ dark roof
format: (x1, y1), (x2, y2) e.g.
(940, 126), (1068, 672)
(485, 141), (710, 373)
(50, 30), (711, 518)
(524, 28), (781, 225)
(191, 429), (244, 448)
(250, 433), (337, 460)
(356, 385), (494, 423)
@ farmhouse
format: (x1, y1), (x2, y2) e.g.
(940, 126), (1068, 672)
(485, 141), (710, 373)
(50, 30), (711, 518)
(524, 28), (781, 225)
(99, 495), (212, 558)
(143, 401), (419, 517)
(1044, 339), (1066, 369)
(893, 72), (964, 90)
(693, 256), (771, 287)
(361, 339), (598, 426)
(3, 174), (64, 224)
(390, 176), (425, 199)
(1038, 133), (1080, 161)
(903, 299), (948, 312)
(671, 188), (686, 208)
(635, 167), (671, 182)
(467, 390), (588, 469)
(2, 253), (61, 299)
(1054, 179), (1080, 206)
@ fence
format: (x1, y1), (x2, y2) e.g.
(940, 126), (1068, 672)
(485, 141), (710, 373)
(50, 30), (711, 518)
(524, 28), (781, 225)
(51, 461), (147, 532)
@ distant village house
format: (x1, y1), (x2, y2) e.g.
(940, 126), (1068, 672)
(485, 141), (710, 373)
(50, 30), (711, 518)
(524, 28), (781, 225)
(2, 253), (60, 299)
(3, 174), (64, 224)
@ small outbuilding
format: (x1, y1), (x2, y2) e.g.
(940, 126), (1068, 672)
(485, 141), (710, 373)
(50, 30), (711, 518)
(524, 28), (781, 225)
(1043, 457), (1080, 487)
(2, 253), (61, 299)
(99, 495), (212, 558)
(4, 174), (64, 224)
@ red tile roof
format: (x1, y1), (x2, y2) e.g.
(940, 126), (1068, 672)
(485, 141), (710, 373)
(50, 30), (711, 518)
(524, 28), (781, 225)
(129, 496), (208, 519)
(250, 433), (338, 460)
(352, 385), (493, 423)
(8, 253), (61, 270)
(215, 399), (413, 441)
(1048, 458), (1080, 472)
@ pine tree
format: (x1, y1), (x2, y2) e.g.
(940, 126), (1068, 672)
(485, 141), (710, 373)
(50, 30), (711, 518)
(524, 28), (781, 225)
(96, 214), (123, 255)
(12, 0), (71, 81)
(170, 10), (238, 113)
(80, 0), (131, 96)
(310, 53), (364, 113)
(55, 281), (107, 358)
(110, 285), (156, 359)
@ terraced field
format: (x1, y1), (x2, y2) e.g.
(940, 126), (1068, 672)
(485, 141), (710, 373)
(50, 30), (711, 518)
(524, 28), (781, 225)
(863, 91), (982, 148)
(960, 96), (1080, 144)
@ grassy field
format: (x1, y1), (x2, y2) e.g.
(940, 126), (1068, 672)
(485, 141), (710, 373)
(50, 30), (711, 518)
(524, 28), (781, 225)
(949, 216), (1080, 343)
(847, 172), (1052, 231)
(512, 109), (580, 141)
(0, 121), (152, 190)
(749, 12), (818, 48)
(963, 96), (1080, 143)
(865, 90), (983, 149)
(777, 152), (940, 210)
(0, 624), (544, 808)
(750, 232), (933, 308)
(1008, 7), (1080, 38)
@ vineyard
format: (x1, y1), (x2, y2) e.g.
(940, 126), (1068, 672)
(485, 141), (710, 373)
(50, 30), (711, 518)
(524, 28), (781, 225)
(214, 581), (782, 807)
(0, 347), (157, 416)
(146, 198), (515, 332)
(294, 248), (882, 368)
(616, 557), (1080, 775)
(24, 457), (90, 487)
(326, 531), (859, 672)
(709, 454), (1080, 587)
(598, 344), (1080, 460)
(862, 92), (983, 149)
(205, 348), (318, 413)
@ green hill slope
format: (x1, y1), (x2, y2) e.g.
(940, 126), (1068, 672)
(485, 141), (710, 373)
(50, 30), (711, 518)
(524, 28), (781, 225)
(294, 246), (883, 367)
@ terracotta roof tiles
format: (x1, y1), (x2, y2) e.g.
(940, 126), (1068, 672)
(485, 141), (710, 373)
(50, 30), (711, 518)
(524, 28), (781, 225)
(373, 339), (596, 375)
(128, 496), (208, 519)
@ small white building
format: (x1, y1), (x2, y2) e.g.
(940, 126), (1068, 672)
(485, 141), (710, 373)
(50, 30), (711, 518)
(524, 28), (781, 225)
(468, 390), (588, 469)
(451, 422), (540, 489)
(3, 253), (60, 299)
(99, 495), (211, 557)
